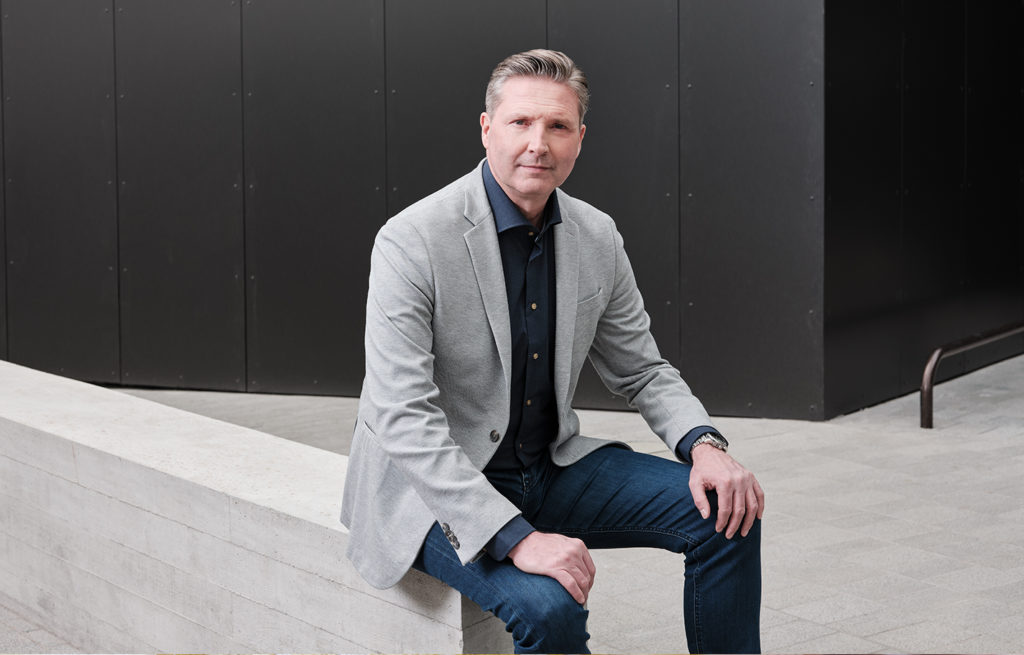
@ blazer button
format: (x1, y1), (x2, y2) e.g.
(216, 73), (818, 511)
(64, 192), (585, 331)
(489, 430), (501, 442)
(440, 523), (460, 549)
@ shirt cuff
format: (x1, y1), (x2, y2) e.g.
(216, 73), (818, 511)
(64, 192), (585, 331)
(484, 515), (536, 561)
(675, 425), (721, 464)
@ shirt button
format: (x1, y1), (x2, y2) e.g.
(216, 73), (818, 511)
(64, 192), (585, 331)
(530, 302), (537, 310)
(528, 231), (535, 237)
(489, 430), (501, 442)
(526, 399), (532, 406)
(533, 353), (539, 360)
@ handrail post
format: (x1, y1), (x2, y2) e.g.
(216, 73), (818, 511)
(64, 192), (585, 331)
(920, 347), (944, 428)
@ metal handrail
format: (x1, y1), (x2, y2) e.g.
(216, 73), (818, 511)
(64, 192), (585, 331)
(920, 319), (1024, 428)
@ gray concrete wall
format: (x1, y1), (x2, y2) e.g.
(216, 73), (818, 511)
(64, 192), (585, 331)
(0, 361), (509, 653)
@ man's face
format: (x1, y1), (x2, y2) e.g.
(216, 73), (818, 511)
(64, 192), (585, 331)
(480, 76), (585, 216)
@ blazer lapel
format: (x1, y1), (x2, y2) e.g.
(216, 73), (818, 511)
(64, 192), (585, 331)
(463, 178), (512, 392)
(553, 207), (580, 415)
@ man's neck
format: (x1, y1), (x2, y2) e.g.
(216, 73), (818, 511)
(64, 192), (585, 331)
(502, 188), (547, 228)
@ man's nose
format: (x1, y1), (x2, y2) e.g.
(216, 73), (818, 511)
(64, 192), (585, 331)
(527, 126), (549, 154)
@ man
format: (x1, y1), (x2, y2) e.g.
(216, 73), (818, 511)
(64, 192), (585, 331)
(341, 49), (763, 654)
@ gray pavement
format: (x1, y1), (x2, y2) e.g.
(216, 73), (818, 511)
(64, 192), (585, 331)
(3, 354), (1023, 653)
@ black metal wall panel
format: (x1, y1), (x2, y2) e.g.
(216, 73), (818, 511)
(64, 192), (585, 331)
(384, 0), (546, 216)
(824, 0), (1024, 417)
(956, 0), (1024, 373)
(0, 15), (5, 363)
(897, 0), (1021, 392)
(680, 0), (825, 419)
(900, 1), (965, 309)
(823, 0), (904, 415)
(549, 0), (681, 409)
(116, 0), (244, 390)
(2, 0), (119, 381)
(925, 0), (1024, 383)
(962, 1), (1022, 290)
(243, 0), (384, 395)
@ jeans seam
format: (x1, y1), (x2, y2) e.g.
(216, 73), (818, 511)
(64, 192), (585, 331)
(692, 556), (704, 654)
(551, 524), (701, 548)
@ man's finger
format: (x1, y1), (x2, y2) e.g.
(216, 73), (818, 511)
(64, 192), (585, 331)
(569, 564), (593, 597)
(582, 544), (597, 579)
(740, 486), (758, 537)
(754, 479), (766, 519)
(554, 570), (586, 604)
(689, 479), (711, 520)
(715, 487), (734, 533)
(725, 489), (746, 539)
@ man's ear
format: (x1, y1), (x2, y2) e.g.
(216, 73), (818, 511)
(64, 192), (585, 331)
(480, 112), (491, 148)
(577, 123), (586, 155)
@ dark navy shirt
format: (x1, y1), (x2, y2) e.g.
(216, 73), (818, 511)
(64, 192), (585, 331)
(482, 161), (561, 473)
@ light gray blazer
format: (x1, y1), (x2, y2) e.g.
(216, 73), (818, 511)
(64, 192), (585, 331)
(340, 161), (714, 590)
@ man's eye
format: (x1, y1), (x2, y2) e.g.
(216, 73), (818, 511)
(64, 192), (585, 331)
(553, 123), (567, 130)
(513, 119), (527, 126)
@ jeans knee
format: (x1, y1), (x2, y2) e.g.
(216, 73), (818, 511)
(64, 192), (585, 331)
(509, 589), (590, 653)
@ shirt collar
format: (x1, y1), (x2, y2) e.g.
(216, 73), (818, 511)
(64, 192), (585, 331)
(482, 160), (562, 234)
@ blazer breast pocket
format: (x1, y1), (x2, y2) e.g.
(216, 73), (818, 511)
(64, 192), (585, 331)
(575, 286), (604, 321)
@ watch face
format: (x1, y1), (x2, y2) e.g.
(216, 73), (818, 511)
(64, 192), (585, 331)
(702, 433), (727, 449)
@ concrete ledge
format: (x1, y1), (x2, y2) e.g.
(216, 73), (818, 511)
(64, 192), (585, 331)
(0, 361), (511, 653)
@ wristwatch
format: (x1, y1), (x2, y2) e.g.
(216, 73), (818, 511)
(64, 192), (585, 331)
(690, 432), (729, 455)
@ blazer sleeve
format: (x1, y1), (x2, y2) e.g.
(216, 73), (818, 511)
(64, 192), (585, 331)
(359, 217), (521, 564)
(586, 223), (716, 457)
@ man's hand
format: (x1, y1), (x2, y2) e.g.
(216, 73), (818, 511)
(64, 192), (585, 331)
(689, 444), (765, 539)
(508, 531), (596, 604)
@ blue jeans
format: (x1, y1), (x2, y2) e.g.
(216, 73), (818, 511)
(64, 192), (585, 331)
(413, 446), (762, 654)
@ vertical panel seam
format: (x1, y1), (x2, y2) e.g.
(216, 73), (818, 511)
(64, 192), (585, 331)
(676, 0), (683, 368)
(545, 0), (549, 49)
(897, 0), (906, 390)
(239, 0), (248, 392)
(112, 0), (123, 383)
(0, 0), (7, 360)
(382, 0), (390, 220)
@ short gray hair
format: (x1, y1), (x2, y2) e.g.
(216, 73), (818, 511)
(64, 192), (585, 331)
(484, 49), (590, 122)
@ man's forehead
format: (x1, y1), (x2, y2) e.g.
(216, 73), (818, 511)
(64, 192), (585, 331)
(494, 76), (581, 121)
